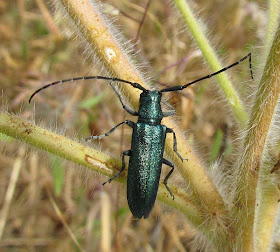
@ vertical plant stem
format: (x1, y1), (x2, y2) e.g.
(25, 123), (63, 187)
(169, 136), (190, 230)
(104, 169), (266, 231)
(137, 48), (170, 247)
(100, 191), (111, 252)
(262, 0), (280, 64)
(233, 26), (280, 251)
(254, 171), (280, 251)
(253, 4), (280, 250)
(0, 147), (24, 240)
(173, 0), (248, 127)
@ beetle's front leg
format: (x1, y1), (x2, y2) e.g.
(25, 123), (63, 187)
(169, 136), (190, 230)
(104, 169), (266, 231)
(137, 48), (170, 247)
(86, 120), (134, 141)
(166, 128), (187, 162)
(110, 83), (138, 116)
(162, 158), (175, 200)
(103, 150), (131, 185)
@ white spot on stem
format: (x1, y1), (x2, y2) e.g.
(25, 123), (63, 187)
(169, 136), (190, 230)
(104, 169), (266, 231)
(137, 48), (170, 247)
(105, 47), (116, 61)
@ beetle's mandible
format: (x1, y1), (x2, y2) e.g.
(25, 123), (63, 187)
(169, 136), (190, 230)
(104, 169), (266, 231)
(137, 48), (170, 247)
(29, 53), (253, 219)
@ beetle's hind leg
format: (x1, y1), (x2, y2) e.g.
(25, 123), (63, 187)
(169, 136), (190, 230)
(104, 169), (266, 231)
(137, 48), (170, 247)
(103, 150), (131, 185)
(166, 128), (187, 162)
(162, 158), (175, 200)
(86, 120), (134, 141)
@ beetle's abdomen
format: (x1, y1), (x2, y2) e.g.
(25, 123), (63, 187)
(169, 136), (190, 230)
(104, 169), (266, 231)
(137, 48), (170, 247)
(127, 123), (167, 218)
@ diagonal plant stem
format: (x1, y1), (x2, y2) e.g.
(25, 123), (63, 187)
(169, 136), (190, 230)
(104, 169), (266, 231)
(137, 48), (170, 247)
(233, 24), (280, 251)
(0, 111), (209, 235)
(51, 0), (227, 221)
(173, 0), (248, 127)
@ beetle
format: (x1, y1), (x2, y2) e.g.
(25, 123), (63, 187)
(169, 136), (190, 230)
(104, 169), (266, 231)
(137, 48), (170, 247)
(29, 53), (253, 218)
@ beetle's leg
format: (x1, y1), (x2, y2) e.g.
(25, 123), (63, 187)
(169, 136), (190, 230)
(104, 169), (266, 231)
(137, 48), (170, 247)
(166, 128), (187, 162)
(86, 120), (134, 141)
(103, 150), (132, 185)
(110, 83), (138, 116)
(162, 158), (175, 200)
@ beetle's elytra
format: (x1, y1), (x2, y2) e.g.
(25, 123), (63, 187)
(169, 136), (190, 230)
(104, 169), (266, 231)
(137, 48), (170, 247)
(29, 53), (253, 219)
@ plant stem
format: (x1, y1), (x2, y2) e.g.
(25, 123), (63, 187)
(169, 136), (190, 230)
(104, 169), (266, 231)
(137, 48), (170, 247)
(254, 170), (280, 251)
(0, 111), (205, 228)
(55, 0), (227, 219)
(262, 0), (280, 65)
(0, 111), (120, 178)
(173, 0), (248, 127)
(251, 3), (280, 250)
(0, 147), (24, 240)
(233, 25), (280, 251)
(57, 0), (145, 108)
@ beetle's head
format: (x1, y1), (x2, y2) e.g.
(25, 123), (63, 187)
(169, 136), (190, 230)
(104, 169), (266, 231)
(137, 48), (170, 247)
(140, 90), (161, 103)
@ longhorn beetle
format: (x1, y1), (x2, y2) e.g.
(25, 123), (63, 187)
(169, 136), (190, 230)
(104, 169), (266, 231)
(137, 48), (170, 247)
(29, 53), (253, 219)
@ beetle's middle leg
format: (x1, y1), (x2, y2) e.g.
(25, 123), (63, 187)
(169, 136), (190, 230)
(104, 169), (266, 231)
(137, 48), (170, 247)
(166, 128), (187, 162)
(86, 120), (134, 141)
(162, 158), (175, 200)
(103, 150), (131, 185)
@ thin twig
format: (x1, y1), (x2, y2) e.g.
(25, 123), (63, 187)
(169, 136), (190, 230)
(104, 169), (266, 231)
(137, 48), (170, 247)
(135, 0), (151, 43)
(0, 147), (25, 240)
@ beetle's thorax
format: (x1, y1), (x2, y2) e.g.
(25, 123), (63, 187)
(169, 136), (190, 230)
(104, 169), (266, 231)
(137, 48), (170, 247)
(137, 91), (163, 125)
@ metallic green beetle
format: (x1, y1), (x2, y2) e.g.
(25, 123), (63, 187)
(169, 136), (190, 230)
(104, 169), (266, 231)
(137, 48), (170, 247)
(29, 53), (252, 219)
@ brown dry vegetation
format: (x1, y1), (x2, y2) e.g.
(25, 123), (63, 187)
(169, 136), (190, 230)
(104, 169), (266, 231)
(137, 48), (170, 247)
(0, 0), (267, 251)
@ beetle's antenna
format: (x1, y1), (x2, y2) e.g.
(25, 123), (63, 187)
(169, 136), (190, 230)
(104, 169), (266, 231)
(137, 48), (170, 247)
(161, 53), (253, 93)
(29, 76), (147, 103)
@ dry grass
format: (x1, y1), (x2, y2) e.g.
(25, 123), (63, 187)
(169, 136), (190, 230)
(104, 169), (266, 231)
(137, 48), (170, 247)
(0, 0), (265, 251)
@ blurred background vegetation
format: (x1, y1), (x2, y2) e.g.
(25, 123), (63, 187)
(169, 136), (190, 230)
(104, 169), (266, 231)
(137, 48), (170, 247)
(0, 0), (266, 251)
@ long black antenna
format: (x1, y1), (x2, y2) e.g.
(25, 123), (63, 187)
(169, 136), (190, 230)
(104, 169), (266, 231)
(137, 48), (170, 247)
(161, 53), (253, 93)
(29, 76), (147, 103)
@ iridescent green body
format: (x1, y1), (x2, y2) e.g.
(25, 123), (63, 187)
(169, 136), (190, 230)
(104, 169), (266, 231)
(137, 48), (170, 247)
(95, 89), (182, 219)
(127, 91), (167, 218)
